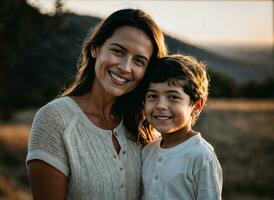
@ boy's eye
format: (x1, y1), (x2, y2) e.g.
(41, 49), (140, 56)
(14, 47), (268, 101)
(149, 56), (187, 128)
(168, 95), (179, 101)
(146, 94), (157, 100)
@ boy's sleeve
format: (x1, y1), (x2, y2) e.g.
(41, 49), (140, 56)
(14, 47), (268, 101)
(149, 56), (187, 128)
(193, 158), (223, 200)
(26, 103), (70, 176)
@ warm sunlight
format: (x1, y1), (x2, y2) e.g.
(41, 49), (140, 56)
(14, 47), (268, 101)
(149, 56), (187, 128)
(27, 0), (273, 46)
(2, 1), (274, 199)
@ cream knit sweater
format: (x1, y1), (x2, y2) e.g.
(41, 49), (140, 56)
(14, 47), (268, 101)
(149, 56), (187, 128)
(26, 96), (142, 200)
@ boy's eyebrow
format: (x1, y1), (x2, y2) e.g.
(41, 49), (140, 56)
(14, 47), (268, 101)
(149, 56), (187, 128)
(167, 89), (181, 92)
(110, 43), (149, 62)
(146, 89), (156, 92)
(147, 89), (182, 94)
(166, 90), (182, 94)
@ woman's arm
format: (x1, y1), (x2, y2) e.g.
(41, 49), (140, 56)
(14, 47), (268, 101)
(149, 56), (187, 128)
(27, 160), (68, 200)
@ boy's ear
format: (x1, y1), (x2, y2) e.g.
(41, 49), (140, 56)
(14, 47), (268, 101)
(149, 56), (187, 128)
(192, 98), (204, 116)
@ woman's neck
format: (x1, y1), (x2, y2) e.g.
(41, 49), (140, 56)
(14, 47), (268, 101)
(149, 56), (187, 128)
(71, 87), (120, 130)
(86, 92), (114, 117)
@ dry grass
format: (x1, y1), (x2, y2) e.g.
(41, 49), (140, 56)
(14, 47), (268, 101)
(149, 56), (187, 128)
(0, 99), (274, 199)
(195, 99), (274, 199)
(0, 176), (31, 200)
(207, 98), (274, 111)
(205, 99), (274, 139)
(0, 124), (30, 153)
(0, 125), (31, 200)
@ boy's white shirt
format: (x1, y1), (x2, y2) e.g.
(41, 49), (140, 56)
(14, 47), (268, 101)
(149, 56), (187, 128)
(142, 133), (223, 200)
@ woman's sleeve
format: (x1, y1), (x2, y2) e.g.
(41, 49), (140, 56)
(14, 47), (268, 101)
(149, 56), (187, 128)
(26, 103), (70, 176)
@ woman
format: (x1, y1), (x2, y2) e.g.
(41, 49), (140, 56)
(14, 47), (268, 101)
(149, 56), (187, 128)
(26, 9), (167, 200)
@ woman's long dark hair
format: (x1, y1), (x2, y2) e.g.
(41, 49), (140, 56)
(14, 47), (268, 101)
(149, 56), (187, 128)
(62, 9), (167, 143)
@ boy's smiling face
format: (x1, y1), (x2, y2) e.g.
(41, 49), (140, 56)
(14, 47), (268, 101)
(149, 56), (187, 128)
(145, 81), (196, 135)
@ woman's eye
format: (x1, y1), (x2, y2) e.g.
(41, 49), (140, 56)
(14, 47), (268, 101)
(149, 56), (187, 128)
(112, 49), (123, 56)
(135, 58), (146, 67)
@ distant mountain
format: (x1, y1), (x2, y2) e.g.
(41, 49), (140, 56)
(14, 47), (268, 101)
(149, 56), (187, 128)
(203, 44), (273, 65)
(1, 0), (272, 85)
(18, 12), (273, 83)
(165, 36), (273, 82)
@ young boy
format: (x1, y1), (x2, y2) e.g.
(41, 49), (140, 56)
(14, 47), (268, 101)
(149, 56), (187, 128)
(141, 54), (223, 199)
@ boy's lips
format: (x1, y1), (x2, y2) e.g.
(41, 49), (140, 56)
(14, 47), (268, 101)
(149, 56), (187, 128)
(152, 115), (172, 120)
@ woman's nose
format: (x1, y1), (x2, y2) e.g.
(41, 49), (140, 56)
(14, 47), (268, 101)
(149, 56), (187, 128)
(118, 58), (131, 73)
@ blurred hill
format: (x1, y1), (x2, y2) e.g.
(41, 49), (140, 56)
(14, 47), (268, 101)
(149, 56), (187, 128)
(166, 37), (273, 82)
(204, 44), (273, 67)
(0, 0), (273, 120)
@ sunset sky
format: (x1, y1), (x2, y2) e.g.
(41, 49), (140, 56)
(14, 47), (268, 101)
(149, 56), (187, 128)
(27, 0), (273, 47)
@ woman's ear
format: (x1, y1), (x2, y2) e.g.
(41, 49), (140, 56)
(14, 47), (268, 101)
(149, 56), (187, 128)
(192, 98), (204, 116)
(91, 48), (98, 58)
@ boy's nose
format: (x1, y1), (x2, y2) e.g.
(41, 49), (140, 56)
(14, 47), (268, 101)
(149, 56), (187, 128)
(155, 99), (168, 110)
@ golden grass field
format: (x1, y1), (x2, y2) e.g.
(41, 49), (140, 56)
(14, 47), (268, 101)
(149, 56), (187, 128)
(0, 99), (274, 200)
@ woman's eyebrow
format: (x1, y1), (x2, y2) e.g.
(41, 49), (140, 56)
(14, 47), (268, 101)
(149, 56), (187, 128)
(110, 43), (149, 62)
(110, 43), (126, 51)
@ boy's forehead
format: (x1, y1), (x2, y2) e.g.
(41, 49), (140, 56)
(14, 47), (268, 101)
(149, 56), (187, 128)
(148, 82), (183, 91)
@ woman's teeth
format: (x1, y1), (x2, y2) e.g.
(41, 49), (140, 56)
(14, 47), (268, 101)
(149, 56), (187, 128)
(109, 72), (128, 83)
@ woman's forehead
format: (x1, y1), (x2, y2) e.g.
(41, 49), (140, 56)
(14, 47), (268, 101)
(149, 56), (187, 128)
(103, 26), (153, 58)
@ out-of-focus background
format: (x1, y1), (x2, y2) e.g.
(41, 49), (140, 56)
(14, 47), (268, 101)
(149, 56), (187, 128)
(0, 0), (273, 199)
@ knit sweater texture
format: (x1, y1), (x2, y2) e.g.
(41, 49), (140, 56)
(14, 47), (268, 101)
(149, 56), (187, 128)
(26, 96), (142, 200)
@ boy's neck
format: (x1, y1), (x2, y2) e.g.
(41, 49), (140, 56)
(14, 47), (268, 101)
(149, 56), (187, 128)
(160, 129), (197, 149)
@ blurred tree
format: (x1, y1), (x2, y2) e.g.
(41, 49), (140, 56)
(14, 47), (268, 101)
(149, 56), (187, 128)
(209, 70), (240, 98)
(55, 0), (64, 16)
(0, 0), (45, 121)
(240, 78), (274, 98)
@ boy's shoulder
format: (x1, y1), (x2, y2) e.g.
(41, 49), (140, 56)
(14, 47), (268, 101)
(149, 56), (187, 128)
(187, 133), (218, 161)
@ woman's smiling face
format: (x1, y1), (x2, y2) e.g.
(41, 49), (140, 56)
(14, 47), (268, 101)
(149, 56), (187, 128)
(93, 25), (153, 97)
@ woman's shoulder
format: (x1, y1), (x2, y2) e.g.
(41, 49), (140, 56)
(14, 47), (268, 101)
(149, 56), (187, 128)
(40, 96), (74, 112)
(35, 96), (75, 122)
